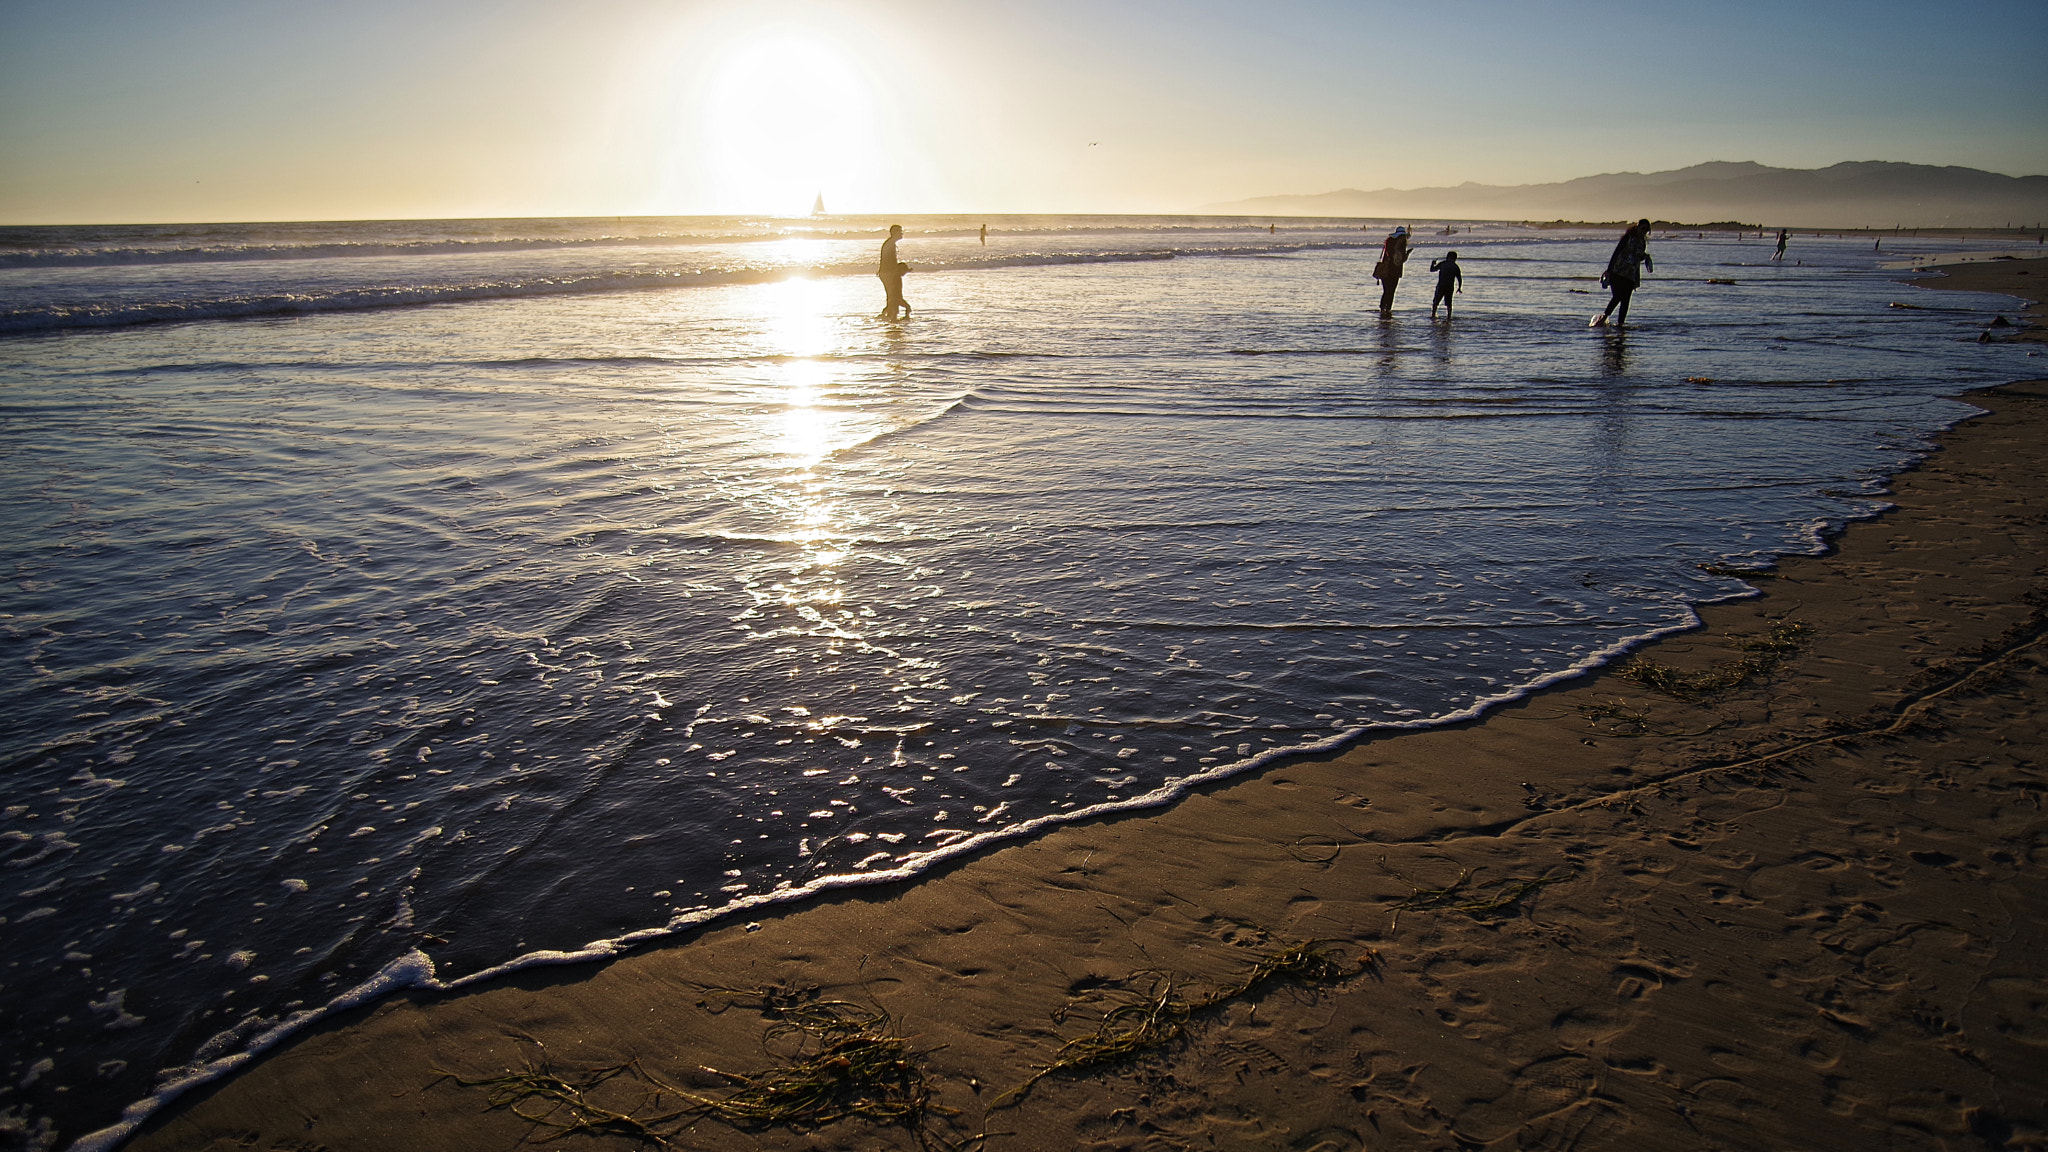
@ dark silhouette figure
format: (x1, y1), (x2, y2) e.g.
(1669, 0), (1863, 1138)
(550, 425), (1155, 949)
(979, 224), (987, 245)
(1594, 219), (1653, 327)
(878, 224), (910, 319)
(1773, 229), (1788, 260)
(1374, 226), (1411, 312)
(1429, 250), (1463, 317)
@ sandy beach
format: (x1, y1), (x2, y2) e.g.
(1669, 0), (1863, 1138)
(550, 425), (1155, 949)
(127, 263), (2048, 1152)
(1908, 259), (2048, 344)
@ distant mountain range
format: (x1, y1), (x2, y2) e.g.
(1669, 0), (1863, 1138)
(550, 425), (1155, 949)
(1207, 162), (2048, 228)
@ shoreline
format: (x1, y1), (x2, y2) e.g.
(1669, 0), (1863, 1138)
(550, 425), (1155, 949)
(121, 263), (2048, 1152)
(1907, 258), (2048, 342)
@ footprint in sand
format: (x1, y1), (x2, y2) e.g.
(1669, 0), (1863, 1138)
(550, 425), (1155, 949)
(1204, 1037), (1288, 1082)
(1290, 1127), (1364, 1152)
(1551, 1005), (1621, 1050)
(1520, 1098), (1630, 1152)
(1550, 959), (1688, 1052)
(1680, 1075), (1765, 1138)
(1451, 1053), (1605, 1143)
(1977, 975), (2048, 1047)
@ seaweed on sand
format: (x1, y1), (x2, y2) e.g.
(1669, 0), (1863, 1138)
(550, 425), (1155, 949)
(434, 1059), (685, 1147)
(1380, 857), (1573, 928)
(996, 936), (1365, 1107)
(1618, 620), (1811, 700)
(686, 978), (822, 1019)
(1573, 697), (1722, 738)
(435, 994), (978, 1150)
(1576, 698), (1656, 735)
(690, 1000), (940, 1131)
(1006, 969), (1190, 1094)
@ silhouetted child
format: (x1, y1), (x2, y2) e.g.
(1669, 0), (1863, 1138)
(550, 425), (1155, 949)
(1429, 251), (1463, 317)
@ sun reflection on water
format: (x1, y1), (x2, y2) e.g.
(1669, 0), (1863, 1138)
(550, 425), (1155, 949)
(776, 359), (840, 471)
(755, 277), (863, 643)
(766, 274), (835, 360)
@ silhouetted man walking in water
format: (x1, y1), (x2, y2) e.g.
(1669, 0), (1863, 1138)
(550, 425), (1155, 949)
(1773, 228), (1788, 260)
(878, 224), (910, 319)
(1593, 219), (1653, 327)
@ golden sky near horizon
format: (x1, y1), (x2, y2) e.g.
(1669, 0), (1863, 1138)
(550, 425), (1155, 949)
(0, 0), (2043, 224)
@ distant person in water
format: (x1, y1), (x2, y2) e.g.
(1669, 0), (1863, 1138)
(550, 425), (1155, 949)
(878, 224), (910, 319)
(1593, 219), (1653, 327)
(1774, 228), (1789, 260)
(979, 223), (987, 245)
(1429, 250), (1463, 317)
(1374, 226), (1411, 312)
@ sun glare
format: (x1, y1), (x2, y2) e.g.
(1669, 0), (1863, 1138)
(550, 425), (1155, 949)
(778, 358), (839, 466)
(766, 274), (835, 359)
(760, 277), (847, 478)
(703, 35), (884, 215)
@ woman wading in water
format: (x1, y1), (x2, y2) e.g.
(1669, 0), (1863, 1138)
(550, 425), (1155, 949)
(1593, 219), (1653, 327)
(1373, 225), (1412, 312)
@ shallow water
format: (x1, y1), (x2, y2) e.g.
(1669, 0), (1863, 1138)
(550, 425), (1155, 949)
(0, 216), (2032, 1149)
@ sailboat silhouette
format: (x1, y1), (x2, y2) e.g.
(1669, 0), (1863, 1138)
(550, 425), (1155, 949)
(811, 192), (827, 216)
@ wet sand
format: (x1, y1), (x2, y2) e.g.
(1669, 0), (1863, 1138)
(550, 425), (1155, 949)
(129, 266), (2048, 1152)
(1907, 257), (2048, 343)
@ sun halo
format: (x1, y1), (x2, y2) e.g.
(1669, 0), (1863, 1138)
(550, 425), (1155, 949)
(702, 34), (884, 216)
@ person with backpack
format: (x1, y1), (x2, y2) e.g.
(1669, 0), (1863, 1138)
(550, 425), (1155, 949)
(1373, 226), (1412, 313)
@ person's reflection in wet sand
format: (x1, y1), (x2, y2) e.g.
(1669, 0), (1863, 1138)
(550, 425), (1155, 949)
(1592, 332), (1635, 496)
(877, 304), (913, 376)
(1428, 310), (1453, 368)
(1374, 312), (1402, 377)
(1599, 329), (1630, 378)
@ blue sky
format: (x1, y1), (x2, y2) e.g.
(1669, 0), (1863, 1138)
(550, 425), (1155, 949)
(2, 0), (2042, 222)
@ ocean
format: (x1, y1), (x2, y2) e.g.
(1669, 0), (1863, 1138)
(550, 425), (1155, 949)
(0, 214), (2032, 1150)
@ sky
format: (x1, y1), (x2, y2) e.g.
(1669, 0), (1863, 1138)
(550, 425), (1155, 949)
(1, 0), (2043, 224)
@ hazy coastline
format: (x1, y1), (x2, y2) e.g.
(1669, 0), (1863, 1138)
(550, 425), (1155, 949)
(1211, 161), (2048, 231)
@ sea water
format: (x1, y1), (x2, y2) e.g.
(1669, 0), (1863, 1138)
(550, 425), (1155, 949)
(0, 215), (2032, 1149)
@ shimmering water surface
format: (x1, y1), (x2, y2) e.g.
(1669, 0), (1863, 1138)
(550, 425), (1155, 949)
(0, 215), (2032, 1149)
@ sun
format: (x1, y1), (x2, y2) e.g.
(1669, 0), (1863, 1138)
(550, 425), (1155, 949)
(701, 34), (884, 216)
